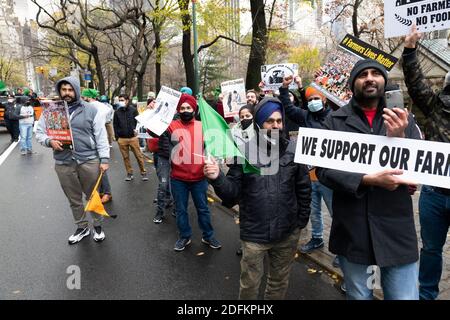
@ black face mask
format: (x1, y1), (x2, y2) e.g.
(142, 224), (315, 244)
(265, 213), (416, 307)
(180, 111), (194, 122)
(241, 119), (253, 130)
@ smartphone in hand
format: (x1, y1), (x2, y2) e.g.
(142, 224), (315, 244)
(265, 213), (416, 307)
(385, 90), (405, 109)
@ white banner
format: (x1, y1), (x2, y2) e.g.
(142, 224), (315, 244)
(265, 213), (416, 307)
(221, 78), (246, 118)
(261, 64), (298, 91)
(294, 128), (450, 189)
(385, 0), (450, 38)
(135, 86), (181, 136)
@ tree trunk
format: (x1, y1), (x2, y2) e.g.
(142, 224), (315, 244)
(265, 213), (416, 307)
(178, 0), (195, 90)
(92, 48), (106, 95)
(155, 25), (162, 93)
(245, 0), (267, 91)
(352, 0), (362, 38)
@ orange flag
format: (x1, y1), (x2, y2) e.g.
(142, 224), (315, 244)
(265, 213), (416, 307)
(85, 172), (116, 218)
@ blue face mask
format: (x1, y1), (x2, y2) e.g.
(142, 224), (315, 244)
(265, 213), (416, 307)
(307, 100), (324, 113)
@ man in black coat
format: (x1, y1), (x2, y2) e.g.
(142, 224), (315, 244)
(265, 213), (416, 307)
(316, 60), (422, 300)
(204, 97), (311, 300)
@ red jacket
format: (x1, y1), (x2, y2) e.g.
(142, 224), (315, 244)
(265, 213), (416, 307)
(168, 119), (205, 182)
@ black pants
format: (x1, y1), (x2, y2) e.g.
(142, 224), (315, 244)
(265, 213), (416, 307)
(5, 118), (19, 141)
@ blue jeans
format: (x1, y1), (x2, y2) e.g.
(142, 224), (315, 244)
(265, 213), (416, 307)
(171, 179), (214, 240)
(339, 256), (419, 300)
(418, 185), (450, 300)
(310, 181), (333, 239)
(156, 156), (172, 215)
(19, 123), (33, 151)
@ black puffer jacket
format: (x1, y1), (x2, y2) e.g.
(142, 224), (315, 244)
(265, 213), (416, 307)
(210, 97), (311, 244)
(113, 105), (139, 139)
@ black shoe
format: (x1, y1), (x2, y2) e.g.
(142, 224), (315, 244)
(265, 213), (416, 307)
(236, 247), (243, 256)
(201, 237), (222, 249)
(68, 227), (90, 245)
(299, 237), (324, 254)
(332, 255), (340, 268)
(153, 199), (157, 204)
(153, 213), (163, 224)
(171, 210), (176, 217)
(340, 282), (346, 294)
(125, 173), (134, 181)
(174, 238), (191, 251)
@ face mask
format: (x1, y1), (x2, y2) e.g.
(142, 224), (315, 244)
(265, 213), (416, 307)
(241, 119), (253, 130)
(180, 111), (194, 122)
(118, 102), (126, 108)
(8, 99), (14, 103)
(307, 100), (324, 113)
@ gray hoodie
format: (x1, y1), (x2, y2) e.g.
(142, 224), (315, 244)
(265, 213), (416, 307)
(36, 76), (110, 165)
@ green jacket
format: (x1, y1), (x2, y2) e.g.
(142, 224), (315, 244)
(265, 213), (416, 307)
(402, 48), (450, 143)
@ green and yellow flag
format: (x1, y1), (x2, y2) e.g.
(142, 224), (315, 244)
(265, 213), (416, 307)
(198, 96), (259, 174)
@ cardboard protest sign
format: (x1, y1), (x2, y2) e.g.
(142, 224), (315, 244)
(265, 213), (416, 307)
(311, 34), (399, 107)
(261, 64), (299, 91)
(295, 127), (450, 189)
(385, 0), (450, 38)
(135, 86), (181, 136)
(221, 78), (246, 118)
(41, 100), (73, 147)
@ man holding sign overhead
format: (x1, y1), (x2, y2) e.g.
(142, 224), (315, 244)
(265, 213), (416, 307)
(402, 25), (450, 300)
(316, 60), (422, 300)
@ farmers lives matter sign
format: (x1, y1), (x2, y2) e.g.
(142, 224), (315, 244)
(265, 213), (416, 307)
(385, 0), (450, 38)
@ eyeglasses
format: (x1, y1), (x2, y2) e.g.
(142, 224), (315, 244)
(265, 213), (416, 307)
(265, 118), (282, 125)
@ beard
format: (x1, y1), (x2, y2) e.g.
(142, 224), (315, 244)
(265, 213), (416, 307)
(354, 82), (384, 101)
(62, 95), (75, 104)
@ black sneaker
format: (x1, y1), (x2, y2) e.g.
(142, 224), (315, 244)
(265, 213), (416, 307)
(68, 227), (90, 245)
(171, 209), (176, 217)
(141, 173), (148, 181)
(340, 282), (347, 294)
(236, 247), (243, 256)
(93, 226), (105, 242)
(174, 238), (191, 251)
(202, 237), (222, 249)
(332, 255), (340, 268)
(125, 173), (134, 181)
(299, 237), (324, 254)
(153, 214), (163, 224)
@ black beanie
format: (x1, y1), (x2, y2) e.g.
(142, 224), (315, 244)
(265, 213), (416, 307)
(348, 59), (388, 93)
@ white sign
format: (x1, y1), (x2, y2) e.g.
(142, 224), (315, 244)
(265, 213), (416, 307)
(221, 78), (246, 118)
(135, 86), (181, 136)
(261, 64), (298, 91)
(385, 0), (450, 38)
(295, 127), (450, 189)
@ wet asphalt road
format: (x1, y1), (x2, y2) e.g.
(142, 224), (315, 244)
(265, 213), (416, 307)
(0, 137), (344, 300)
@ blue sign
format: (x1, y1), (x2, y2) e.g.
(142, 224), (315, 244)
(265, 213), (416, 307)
(84, 71), (92, 81)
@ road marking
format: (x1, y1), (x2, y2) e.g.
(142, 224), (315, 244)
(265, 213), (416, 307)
(0, 141), (18, 166)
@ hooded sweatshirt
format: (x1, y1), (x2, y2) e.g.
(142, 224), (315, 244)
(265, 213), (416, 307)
(36, 76), (110, 165)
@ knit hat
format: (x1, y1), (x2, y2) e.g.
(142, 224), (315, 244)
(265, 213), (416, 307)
(180, 87), (193, 96)
(255, 101), (282, 128)
(348, 59), (388, 92)
(177, 93), (198, 112)
(99, 95), (109, 102)
(305, 87), (325, 100)
(81, 88), (99, 99)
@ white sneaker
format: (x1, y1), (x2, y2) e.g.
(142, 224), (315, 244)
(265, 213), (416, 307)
(93, 227), (106, 242)
(68, 227), (90, 245)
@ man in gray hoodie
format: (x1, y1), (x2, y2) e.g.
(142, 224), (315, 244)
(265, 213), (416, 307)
(36, 77), (110, 244)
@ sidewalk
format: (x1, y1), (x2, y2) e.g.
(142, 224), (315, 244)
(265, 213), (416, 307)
(208, 185), (450, 300)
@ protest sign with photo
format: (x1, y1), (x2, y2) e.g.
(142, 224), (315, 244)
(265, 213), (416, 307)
(295, 127), (450, 189)
(135, 86), (181, 136)
(261, 64), (299, 91)
(41, 100), (73, 146)
(137, 102), (147, 115)
(311, 34), (399, 107)
(385, 0), (450, 38)
(220, 78), (246, 118)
